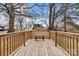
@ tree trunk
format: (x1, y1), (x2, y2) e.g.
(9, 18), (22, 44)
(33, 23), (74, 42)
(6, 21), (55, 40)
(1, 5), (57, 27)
(63, 4), (67, 32)
(48, 3), (53, 30)
(19, 22), (23, 31)
(8, 4), (15, 33)
(52, 3), (55, 30)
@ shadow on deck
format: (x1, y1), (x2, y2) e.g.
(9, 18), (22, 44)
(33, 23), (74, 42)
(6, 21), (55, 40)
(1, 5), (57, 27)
(11, 39), (66, 56)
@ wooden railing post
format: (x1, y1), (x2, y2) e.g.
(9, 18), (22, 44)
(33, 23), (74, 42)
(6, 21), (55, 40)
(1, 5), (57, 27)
(23, 32), (25, 46)
(55, 32), (57, 47)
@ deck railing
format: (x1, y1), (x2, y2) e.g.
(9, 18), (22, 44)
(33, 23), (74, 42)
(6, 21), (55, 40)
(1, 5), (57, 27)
(0, 31), (30, 56)
(52, 31), (79, 56)
(0, 30), (50, 56)
(1, 30), (79, 56)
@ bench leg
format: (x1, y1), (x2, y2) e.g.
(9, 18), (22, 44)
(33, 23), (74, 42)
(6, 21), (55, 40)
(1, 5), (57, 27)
(49, 36), (50, 40)
(35, 36), (37, 41)
(43, 36), (44, 41)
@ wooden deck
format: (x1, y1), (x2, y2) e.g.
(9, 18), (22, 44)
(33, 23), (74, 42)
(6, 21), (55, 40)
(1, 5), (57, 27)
(12, 39), (66, 56)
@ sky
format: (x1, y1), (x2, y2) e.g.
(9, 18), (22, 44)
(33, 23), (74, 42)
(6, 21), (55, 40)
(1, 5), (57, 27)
(29, 3), (49, 19)
(29, 3), (49, 27)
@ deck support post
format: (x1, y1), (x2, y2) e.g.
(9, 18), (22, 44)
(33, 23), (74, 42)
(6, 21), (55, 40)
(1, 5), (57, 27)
(55, 32), (57, 47)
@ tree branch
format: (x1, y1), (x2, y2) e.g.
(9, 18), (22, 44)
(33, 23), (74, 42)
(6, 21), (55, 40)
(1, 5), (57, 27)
(23, 4), (38, 9)
(14, 3), (25, 9)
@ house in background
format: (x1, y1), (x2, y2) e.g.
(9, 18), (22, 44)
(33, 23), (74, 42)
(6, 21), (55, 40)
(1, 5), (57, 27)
(57, 17), (79, 32)
(0, 25), (5, 31)
(33, 24), (43, 29)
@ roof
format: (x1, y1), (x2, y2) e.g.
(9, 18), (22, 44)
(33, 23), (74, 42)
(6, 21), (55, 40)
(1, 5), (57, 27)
(33, 24), (43, 29)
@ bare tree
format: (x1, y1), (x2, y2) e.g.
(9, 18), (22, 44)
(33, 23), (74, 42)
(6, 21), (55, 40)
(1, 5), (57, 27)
(63, 4), (67, 32)
(48, 3), (53, 30)
(51, 3), (55, 30)
(0, 3), (38, 32)
(0, 3), (25, 32)
(17, 16), (25, 30)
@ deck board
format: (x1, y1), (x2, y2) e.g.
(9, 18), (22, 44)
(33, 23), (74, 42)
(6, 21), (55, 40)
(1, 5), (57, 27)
(13, 39), (66, 56)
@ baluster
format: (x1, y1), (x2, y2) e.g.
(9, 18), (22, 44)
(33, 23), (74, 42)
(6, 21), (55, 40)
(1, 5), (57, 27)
(55, 32), (57, 47)
(60, 34), (61, 46)
(7, 37), (8, 56)
(23, 32), (25, 46)
(30, 31), (31, 39)
(3, 37), (5, 56)
(15, 35), (17, 49)
(19, 35), (20, 46)
(13, 35), (15, 51)
(17, 35), (18, 48)
(57, 34), (59, 46)
(65, 36), (67, 52)
(64, 35), (66, 51)
(73, 37), (75, 56)
(17, 34), (19, 47)
(58, 34), (60, 45)
(76, 38), (78, 56)
(21, 34), (23, 45)
(63, 35), (66, 50)
(19, 34), (21, 46)
(18, 35), (20, 47)
(70, 37), (72, 55)
(11, 36), (12, 53)
(19, 34), (23, 46)
(18, 34), (20, 47)
(67, 36), (69, 53)
(60, 34), (62, 48)
(12, 36), (13, 52)
(10, 36), (11, 54)
(13, 36), (15, 52)
(20, 35), (21, 46)
(62, 35), (64, 49)
(16, 35), (18, 49)
(59, 34), (61, 47)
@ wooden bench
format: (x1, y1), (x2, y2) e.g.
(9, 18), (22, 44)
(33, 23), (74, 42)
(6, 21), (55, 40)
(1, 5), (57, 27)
(35, 34), (44, 41)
